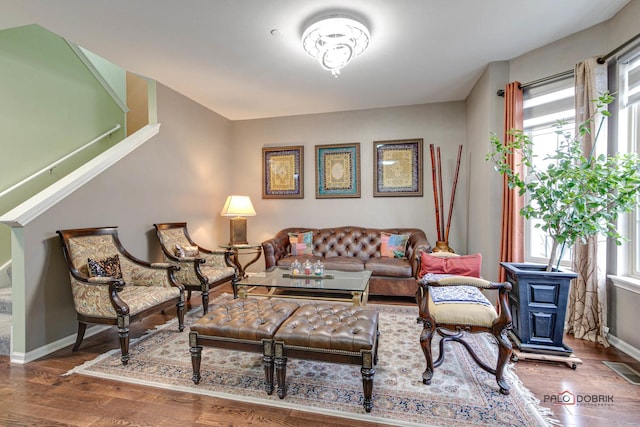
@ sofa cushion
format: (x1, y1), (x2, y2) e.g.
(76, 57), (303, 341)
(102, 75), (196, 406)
(175, 244), (199, 258)
(288, 231), (313, 256)
(322, 256), (365, 272)
(380, 232), (410, 258)
(364, 257), (412, 278)
(419, 252), (482, 278)
(87, 255), (123, 279)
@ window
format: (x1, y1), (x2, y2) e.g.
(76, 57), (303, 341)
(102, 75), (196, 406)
(619, 50), (640, 278)
(522, 79), (575, 265)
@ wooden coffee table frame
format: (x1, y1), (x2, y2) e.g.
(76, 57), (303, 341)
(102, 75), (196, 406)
(234, 269), (371, 307)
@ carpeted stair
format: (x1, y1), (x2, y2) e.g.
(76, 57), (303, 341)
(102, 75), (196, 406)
(0, 287), (11, 356)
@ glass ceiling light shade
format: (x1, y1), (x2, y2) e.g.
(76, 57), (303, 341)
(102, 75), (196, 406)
(302, 15), (370, 77)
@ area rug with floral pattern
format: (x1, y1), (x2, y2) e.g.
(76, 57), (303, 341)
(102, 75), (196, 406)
(65, 294), (555, 426)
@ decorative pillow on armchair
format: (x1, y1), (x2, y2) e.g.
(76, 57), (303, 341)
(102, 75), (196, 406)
(380, 232), (410, 258)
(419, 252), (482, 278)
(175, 244), (199, 258)
(88, 254), (123, 279)
(288, 231), (313, 256)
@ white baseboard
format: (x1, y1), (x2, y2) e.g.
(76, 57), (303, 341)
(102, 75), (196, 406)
(608, 334), (640, 362)
(10, 324), (111, 364)
(0, 260), (10, 288)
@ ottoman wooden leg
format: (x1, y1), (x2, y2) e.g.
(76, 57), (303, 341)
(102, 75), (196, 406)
(263, 340), (275, 395)
(275, 342), (287, 399)
(361, 350), (375, 413)
(189, 331), (202, 384)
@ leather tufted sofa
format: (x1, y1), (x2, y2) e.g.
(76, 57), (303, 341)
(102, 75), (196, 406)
(262, 226), (431, 297)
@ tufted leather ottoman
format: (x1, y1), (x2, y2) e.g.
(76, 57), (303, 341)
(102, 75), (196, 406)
(189, 297), (300, 394)
(273, 303), (380, 412)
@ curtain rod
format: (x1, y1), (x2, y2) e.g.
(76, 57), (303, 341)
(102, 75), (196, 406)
(597, 32), (640, 64)
(497, 32), (640, 97)
(496, 70), (574, 96)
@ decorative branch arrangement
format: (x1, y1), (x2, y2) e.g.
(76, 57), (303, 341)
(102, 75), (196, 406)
(429, 144), (463, 252)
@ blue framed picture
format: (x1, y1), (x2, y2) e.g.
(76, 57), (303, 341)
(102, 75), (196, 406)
(315, 143), (360, 198)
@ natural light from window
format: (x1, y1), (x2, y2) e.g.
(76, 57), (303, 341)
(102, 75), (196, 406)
(618, 48), (640, 280)
(523, 82), (575, 265)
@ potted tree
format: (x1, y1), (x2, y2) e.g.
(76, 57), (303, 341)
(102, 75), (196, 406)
(486, 92), (640, 355)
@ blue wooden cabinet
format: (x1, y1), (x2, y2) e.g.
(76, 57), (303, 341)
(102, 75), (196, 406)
(501, 262), (577, 356)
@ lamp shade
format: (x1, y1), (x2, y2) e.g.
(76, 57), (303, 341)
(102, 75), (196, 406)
(220, 195), (256, 217)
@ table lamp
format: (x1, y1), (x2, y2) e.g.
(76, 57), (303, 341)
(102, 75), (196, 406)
(220, 195), (256, 245)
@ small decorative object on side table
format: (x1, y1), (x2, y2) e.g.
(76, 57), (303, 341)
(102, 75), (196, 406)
(218, 244), (262, 278)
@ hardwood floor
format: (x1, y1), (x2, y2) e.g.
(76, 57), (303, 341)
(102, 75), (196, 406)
(1, 284), (639, 426)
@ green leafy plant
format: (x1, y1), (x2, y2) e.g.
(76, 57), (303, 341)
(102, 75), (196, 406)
(486, 93), (640, 271)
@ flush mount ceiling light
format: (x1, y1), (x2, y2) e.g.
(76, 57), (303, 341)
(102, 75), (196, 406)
(302, 15), (370, 77)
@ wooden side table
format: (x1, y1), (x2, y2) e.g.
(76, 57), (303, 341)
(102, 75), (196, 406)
(218, 244), (262, 278)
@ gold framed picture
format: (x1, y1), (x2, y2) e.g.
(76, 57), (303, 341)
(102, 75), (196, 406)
(262, 146), (304, 199)
(373, 139), (423, 197)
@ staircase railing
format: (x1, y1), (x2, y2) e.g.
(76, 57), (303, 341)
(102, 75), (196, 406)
(0, 124), (121, 199)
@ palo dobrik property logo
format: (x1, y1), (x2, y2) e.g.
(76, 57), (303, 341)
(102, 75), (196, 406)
(556, 390), (576, 405)
(543, 390), (613, 407)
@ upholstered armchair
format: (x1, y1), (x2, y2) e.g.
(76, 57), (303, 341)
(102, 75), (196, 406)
(414, 251), (513, 395)
(57, 227), (185, 365)
(154, 222), (237, 314)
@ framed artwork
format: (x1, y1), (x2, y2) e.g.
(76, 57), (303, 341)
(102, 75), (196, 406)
(262, 146), (304, 199)
(373, 138), (423, 197)
(315, 143), (361, 198)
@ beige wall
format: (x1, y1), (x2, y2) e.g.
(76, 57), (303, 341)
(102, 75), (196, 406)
(18, 83), (232, 353)
(230, 102), (467, 271)
(465, 61), (509, 282)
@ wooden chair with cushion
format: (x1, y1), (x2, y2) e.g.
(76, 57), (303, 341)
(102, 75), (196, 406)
(57, 227), (185, 365)
(154, 222), (237, 314)
(415, 251), (513, 395)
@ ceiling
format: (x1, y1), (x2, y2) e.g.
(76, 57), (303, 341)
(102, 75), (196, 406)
(0, 0), (630, 120)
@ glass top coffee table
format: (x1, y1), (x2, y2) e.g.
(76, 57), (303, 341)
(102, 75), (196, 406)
(234, 268), (372, 306)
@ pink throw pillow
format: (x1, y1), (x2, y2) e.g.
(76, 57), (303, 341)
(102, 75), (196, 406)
(419, 252), (482, 278)
(380, 232), (410, 258)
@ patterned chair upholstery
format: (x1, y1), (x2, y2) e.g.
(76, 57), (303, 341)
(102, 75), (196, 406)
(154, 222), (237, 314)
(57, 227), (185, 365)
(415, 254), (513, 395)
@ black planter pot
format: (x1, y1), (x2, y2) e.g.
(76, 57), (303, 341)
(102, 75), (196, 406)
(501, 262), (577, 356)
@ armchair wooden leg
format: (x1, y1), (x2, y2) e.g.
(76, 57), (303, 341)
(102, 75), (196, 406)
(494, 329), (513, 395)
(419, 318), (436, 385)
(201, 289), (209, 314)
(72, 322), (87, 352)
(118, 326), (130, 365)
(232, 277), (239, 299)
(177, 300), (185, 332)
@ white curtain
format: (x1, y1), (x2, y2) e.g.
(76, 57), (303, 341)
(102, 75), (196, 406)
(567, 57), (609, 346)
